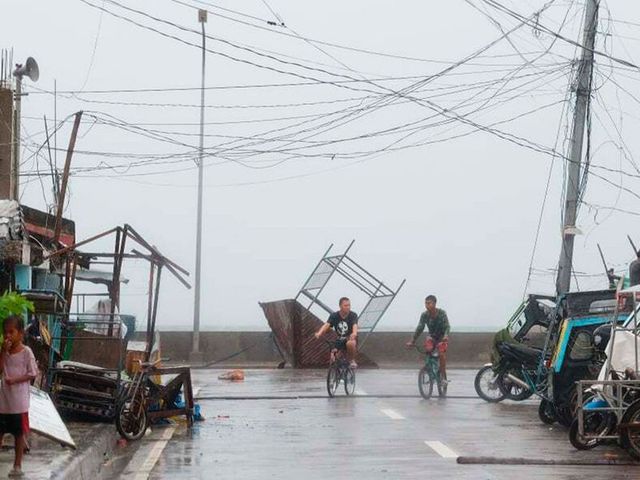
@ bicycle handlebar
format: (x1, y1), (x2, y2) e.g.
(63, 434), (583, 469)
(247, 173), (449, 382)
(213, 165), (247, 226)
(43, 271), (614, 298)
(408, 344), (427, 354)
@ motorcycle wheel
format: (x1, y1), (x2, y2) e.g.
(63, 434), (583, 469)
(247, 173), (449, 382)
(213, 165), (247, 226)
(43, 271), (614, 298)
(115, 391), (148, 442)
(621, 399), (640, 459)
(569, 417), (600, 450)
(538, 398), (556, 425)
(474, 365), (505, 403)
(556, 403), (574, 428)
(498, 371), (533, 401)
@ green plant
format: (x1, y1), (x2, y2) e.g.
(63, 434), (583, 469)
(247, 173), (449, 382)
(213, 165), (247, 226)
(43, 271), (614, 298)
(0, 291), (35, 319)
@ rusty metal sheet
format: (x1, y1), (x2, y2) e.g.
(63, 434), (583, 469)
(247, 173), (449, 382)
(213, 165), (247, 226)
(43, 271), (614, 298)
(259, 300), (296, 366)
(260, 299), (376, 368)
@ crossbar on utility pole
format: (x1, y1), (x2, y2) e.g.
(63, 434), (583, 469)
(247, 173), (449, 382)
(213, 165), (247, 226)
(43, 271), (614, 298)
(191, 9), (207, 364)
(556, 0), (598, 296)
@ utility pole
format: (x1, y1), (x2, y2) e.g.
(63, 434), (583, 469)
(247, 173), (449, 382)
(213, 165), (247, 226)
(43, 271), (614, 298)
(12, 57), (39, 201)
(12, 75), (22, 201)
(190, 9), (207, 364)
(53, 111), (82, 244)
(0, 88), (12, 199)
(556, 0), (599, 296)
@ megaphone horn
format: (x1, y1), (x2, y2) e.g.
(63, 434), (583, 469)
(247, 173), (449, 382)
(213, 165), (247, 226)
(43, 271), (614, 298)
(13, 57), (39, 82)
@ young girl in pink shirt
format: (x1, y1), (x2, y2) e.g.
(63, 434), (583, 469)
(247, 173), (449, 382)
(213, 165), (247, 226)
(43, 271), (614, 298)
(0, 315), (38, 478)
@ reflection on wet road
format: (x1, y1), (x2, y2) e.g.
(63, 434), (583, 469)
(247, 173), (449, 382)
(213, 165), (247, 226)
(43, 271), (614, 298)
(124, 369), (639, 479)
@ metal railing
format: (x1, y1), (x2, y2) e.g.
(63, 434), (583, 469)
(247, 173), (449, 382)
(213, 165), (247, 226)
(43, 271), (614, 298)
(576, 378), (640, 440)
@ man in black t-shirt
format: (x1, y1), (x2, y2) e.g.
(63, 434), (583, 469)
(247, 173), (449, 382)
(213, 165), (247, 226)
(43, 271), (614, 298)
(315, 297), (359, 367)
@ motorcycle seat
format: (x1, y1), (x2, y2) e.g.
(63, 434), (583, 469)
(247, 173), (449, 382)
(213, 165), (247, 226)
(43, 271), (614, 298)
(498, 342), (541, 367)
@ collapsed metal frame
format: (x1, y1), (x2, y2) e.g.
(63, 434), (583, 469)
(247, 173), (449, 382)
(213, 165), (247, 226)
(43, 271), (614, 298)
(295, 240), (405, 348)
(46, 311), (126, 420)
(45, 224), (191, 361)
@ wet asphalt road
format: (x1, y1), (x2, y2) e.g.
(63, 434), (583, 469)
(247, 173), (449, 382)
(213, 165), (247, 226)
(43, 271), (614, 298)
(135, 369), (639, 479)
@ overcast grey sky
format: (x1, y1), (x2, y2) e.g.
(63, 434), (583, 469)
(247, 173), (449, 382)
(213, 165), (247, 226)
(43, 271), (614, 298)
(3, 0), (640, 331)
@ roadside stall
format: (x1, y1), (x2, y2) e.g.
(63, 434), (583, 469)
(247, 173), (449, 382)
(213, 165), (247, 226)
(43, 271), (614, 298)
(44, 224), (194, 438)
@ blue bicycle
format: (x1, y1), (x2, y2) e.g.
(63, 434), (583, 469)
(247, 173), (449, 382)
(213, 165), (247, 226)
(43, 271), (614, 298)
(412, 345), (447, 399)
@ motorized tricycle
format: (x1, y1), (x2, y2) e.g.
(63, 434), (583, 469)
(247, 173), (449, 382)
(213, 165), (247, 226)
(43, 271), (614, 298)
(474, 294), (554, 403)
(543, 289), (632, 426)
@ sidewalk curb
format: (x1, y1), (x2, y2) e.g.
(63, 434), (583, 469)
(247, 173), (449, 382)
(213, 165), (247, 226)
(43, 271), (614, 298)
(50, 424), (118, 480)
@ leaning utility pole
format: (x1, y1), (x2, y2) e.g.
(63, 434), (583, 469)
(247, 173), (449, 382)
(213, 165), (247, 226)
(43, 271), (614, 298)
(190, 9), (207, 364)
(556, 0), (599, 296)
(53, 111), (82, 244)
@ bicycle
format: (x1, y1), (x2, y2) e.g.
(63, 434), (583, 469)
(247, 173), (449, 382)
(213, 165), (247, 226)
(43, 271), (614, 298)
(410, 344), (447, 399)
(325, 340), (356, 397)
(115, 359), (160, 441)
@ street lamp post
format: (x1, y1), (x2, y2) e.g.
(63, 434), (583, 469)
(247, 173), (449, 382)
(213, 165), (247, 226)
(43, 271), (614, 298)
(190, 9), (207, 364)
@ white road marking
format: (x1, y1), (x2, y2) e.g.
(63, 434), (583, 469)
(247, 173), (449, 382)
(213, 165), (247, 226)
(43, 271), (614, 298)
(123, 426), (176, 480)
(425, 441), (459, 459)
(381, 408), (405, 420)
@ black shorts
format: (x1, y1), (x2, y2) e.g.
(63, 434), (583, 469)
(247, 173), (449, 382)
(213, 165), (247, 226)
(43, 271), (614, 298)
(0, 413), (24, 437)
(334, 338), (348, 350)
(334, 338), (356, 350)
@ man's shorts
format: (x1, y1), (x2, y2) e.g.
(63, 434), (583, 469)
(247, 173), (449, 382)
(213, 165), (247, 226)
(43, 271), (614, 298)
(424, 337), (448, 354)
(0, 413), (27, 437)
(334, 337), (356, 351)
(334, 338), (347, 350)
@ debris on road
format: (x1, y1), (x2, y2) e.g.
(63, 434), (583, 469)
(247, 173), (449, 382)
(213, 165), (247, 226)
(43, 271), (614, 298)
(218, 370), (245, 381)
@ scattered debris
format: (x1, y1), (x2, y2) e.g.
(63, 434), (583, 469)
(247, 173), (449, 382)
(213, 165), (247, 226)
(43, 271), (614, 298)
(218, 370), (245, 381)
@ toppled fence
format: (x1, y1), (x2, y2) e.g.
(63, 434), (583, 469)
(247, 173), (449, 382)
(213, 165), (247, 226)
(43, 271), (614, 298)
(261, 241), (404, 368)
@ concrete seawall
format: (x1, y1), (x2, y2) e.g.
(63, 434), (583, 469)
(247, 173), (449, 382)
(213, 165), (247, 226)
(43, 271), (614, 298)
(148, 331), (495, 368)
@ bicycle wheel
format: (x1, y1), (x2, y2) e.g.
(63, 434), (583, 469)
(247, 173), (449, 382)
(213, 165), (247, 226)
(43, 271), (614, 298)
(418, 366), (434, 400)
(344, 368), (356, 396)
(437, 371), (448, 398)
(474, 365), (505, 403)
(326, 366), (340, 398)
(115, 391), (148, 441)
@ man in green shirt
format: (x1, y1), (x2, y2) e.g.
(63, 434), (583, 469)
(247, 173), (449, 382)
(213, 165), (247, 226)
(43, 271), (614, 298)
(406, 295), (450, 379)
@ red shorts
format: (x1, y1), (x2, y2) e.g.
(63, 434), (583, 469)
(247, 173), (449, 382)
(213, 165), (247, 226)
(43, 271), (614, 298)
(424, 337), (448, 353)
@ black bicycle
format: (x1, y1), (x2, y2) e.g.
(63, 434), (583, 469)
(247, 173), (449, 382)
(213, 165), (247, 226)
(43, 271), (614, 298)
(325, 340), (356, 397)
